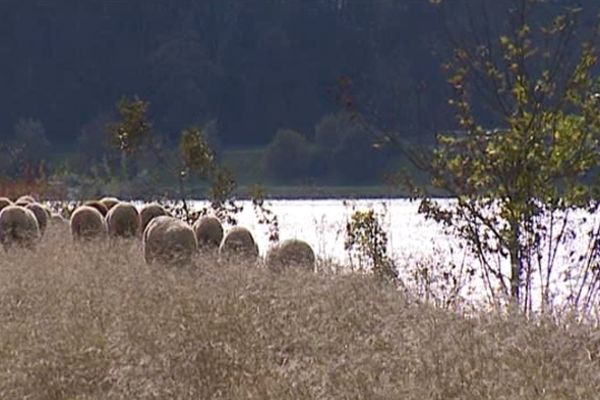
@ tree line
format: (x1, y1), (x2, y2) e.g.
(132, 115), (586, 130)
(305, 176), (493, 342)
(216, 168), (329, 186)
(0, 0), (507, 151)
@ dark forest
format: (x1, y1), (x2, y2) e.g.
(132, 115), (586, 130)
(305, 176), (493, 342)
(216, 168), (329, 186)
(0, 0), (598, 192)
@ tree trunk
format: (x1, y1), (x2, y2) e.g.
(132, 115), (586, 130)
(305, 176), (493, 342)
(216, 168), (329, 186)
(509, 220), (522, 303)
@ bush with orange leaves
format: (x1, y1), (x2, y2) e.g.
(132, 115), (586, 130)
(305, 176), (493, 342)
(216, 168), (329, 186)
(0, 161), (66, 201)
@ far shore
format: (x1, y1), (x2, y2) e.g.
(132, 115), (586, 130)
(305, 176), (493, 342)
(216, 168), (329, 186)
(87, 184), (448, 202)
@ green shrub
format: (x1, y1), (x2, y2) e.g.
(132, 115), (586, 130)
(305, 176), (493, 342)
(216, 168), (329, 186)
(264, 129), (313, 182)
(314, 112), (386, 183)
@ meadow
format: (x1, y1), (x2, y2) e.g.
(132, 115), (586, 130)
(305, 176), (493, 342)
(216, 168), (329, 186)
(0, 224), (599, 399)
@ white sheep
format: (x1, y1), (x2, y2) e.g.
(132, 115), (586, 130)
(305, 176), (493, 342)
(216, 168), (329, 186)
(15, 195), (35, 204)
(0, 205), (41, 250)
(70, 206), (108, 241)
(143, 216), (198, 266)
(50, 213), (68, 226)
(139, 203), (169, 234)
(83, 200), (109, 217)
(48, 212), (69, 233)
(106, 202), (141, 239)
(193, 216), (223, 251)
(25, 203), (49, 236)
(266, 239), (316, 272)
(43, 212), (69, 239)
(99, 196), (120, 211)
(0, 197), (13, 212)
(219, 226), (259, 263)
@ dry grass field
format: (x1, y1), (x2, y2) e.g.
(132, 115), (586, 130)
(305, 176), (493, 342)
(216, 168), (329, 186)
(0, 226), (599, 399)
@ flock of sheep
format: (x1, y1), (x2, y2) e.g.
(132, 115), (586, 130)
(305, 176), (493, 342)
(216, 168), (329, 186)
(0, 195), (316, 271)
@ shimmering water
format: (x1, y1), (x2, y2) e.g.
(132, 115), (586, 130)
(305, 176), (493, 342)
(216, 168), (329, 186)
(187, 198), (600, 308)
(189, 198), (452, 263)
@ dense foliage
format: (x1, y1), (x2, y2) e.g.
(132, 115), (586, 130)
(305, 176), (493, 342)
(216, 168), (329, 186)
(413, 1), (600, 314)
(2, 0), (599, 190)
(0, 1), (452, 148)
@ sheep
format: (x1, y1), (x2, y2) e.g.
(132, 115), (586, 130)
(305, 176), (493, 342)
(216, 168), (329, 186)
(43, 212), (69, 239)
(25, 203), (49, 236)
(139, 203), (169, 234)
(50, 213), (68, 226)
(219, 226), (259, 263)
(0, 197), (12, 212)
(48, 212), (69, 232)
(70, 206), (108, 241)
(42, 205), (52, 218)
(106, 202), (141, 239)
(83, 200), (109, 217)
(15, 195), (35, 204)
(0, 205), (41, 250)
(143, 216), (198, 266)
(266, 239), (316, 272)
(99, 197), (120, 211)
(193, 216), (223, 252)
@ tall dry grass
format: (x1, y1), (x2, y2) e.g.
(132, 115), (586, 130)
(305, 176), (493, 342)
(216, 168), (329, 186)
(0, 227), (599, 399)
